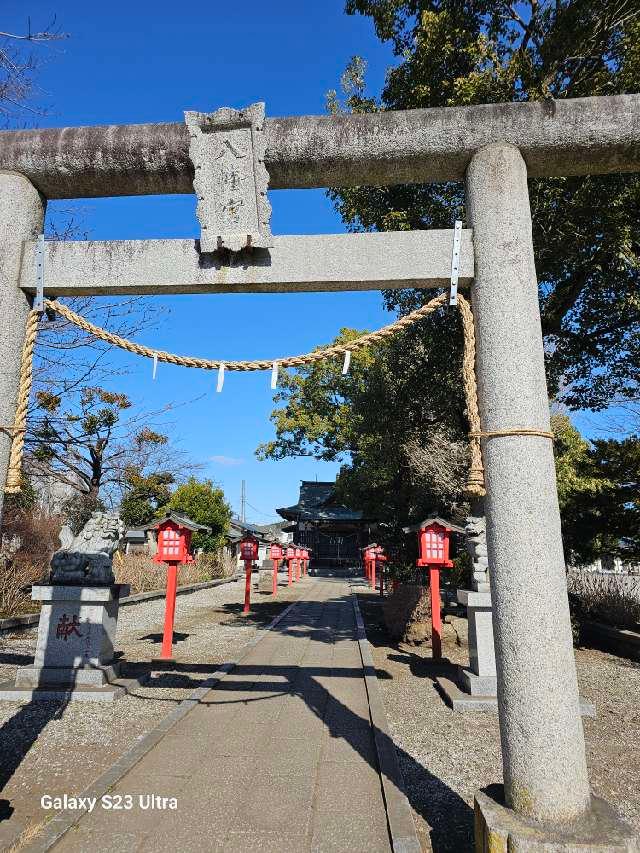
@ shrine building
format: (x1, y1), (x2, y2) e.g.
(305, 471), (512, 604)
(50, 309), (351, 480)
(276, 481), (374, 573)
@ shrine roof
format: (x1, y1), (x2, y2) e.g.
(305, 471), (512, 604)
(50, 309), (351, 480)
(228, 517), (275, 543)
(403, 516), (466, 535)
(276, 480), (364, 523)
(253, 520), (290, 537)
(145, 510), (210, 533)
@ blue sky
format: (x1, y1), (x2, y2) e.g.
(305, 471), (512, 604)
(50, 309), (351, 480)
(4, 1), (397, 522)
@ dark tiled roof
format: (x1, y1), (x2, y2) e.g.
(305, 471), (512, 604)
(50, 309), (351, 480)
(277, 481), (364, 523)
(123, 528), (147, 542)
(253, 521), (290, 536)
(145, 511), (210, 533)
(403, 516), (466, 535)
(228, 518), (274, 542)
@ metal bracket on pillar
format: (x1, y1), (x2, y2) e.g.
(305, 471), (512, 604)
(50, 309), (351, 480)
(33, 233), (45, 313)
(449, 220), (462, 306)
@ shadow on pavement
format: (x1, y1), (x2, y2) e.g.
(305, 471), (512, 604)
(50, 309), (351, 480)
(0, 580), (474, 851)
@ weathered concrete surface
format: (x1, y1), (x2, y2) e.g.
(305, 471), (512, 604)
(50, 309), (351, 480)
(0, 94), (637, 198)
(466, 144), (591, 822)
(0, 172), (44, 521)
(475, 788), (638, 852)
(19, 230), (473, 295)
(185, 103), (273, 252)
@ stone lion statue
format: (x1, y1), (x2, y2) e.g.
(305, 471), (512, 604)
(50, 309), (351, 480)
(50, 511), (124, 586)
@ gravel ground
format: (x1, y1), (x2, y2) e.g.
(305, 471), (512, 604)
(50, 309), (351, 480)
(356, 587), (640, 853)
(0, 574), (303, 851)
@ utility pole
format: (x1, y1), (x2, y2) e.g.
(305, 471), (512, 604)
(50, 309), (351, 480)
(240, 479), (246, 523)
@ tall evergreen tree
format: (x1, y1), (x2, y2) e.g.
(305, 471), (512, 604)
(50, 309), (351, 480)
(328, 0), (640, 409)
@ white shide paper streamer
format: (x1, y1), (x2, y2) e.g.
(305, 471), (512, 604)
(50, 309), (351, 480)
(216, 363), (225, 392)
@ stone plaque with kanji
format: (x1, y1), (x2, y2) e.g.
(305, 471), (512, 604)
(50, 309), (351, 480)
(185, 102), (273, 253)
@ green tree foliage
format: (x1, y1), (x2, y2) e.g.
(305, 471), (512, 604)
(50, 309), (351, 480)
(573, 432), (640, 562)
(260, 330), (639, 557)
(551, 413), (608, 560)
(119, 470), (175, 528)
(30, 387), (170, 508)
(540, 414), (640, 562)
(258, 322), (470, 539)
(164, 478), (231, 552)
(262, 2), (640, 557)
(329, 0), (640, 410)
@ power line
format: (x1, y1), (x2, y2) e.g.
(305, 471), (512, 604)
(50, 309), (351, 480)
(246, 500), (281, 522)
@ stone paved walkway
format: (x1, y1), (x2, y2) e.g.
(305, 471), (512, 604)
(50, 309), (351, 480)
(53, 579), (393, 852)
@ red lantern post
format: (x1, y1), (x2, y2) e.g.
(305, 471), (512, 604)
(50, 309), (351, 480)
(376, 546), (388, 597)
(240, 534), (259, 614)
(363, 546), (372, 582)
(364, 544), (380, 590)
(269, 543), (283, 596)
(151, 512), (209, 660)
(416, 521), (454, 659)
(302, 548), (309, 576)
(294, 546), (302, 582)
(285, 545), (295, 586)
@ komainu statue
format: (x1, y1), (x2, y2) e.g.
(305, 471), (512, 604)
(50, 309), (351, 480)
(50, 511), (124, 586)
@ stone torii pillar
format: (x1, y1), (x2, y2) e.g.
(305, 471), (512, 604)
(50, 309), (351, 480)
(466, 144), (633, 848)
(0, 172), (45, 520)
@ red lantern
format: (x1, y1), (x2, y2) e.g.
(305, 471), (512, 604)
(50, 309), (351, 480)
(374, 546), (387, 596)
(240, 535), (259, 562)
(269, 543), (283, 596)
(269, 543), (283, 561)
(240, 534), (259, 614)
(148, 512), (210, 660)
(284, 544), (295, 586)
(417, 522), (453, 568)
(154, 519), (193, 565)
(363, 545), (376, 582)
(293, 546), (301, 581)
(414, 520), (455, 660)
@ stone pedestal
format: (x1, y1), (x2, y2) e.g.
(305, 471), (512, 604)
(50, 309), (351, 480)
(457, 589), (497, 697)
(257, 570), (273, 593)
(0, 584), (132, 702)
(475, 787), (638, 852)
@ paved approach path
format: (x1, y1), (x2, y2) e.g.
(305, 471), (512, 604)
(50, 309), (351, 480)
(54, 579), (395, 852)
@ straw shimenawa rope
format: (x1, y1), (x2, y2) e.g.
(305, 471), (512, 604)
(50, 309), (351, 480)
(5, 309), (40, 494)
(6, 292), (545, 498)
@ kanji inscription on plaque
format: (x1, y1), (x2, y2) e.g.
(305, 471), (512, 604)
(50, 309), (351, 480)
(185, 102), (273, 253)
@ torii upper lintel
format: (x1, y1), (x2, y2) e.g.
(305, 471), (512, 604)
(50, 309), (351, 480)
(0, 94), (637, 200)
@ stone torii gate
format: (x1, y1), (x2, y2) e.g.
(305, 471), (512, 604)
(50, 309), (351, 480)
(0, 94), (638, 850)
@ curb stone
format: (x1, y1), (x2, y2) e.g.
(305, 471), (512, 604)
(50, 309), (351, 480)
(581, 619), (640, 662)
(350, 584), (422, 853)
(16, 588), (304, 853)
